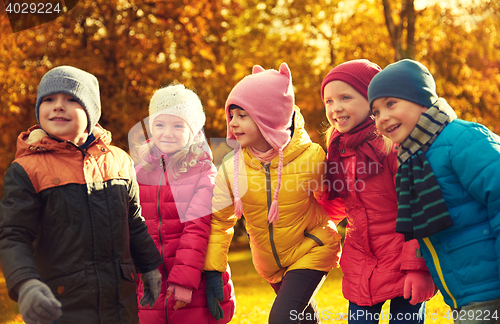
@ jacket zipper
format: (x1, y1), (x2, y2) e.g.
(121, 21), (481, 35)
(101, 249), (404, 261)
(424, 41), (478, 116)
(158, 157), (169, 323)
(422, 237), (457, 308)
(263, 163), (283, 269)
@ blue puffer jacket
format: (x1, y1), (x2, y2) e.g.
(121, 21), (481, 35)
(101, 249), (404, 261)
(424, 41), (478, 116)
(419, 118), (500, 309)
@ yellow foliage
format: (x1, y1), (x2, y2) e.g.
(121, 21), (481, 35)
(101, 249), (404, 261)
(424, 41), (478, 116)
(0, 0), (499, 198)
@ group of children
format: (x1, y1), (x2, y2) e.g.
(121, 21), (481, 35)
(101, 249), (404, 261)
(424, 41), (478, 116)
(0, 57), (499, 324)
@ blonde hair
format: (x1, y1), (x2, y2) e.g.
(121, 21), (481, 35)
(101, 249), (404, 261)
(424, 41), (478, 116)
(137, 131), (206, 179)
(323, 122), (393, 156)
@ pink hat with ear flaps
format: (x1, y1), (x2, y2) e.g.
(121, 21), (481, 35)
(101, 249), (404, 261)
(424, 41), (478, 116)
(225, 63), (295, 226)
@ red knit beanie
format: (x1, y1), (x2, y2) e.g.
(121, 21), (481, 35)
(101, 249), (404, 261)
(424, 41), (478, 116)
(321, 59), (382, 101)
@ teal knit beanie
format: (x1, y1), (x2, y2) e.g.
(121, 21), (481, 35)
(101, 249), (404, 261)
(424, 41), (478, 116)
(368, 59), (438, 109)
(36, 66), (101, 133)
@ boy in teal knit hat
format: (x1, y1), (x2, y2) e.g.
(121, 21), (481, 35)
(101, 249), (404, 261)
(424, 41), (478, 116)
(369, 59), (500, 323)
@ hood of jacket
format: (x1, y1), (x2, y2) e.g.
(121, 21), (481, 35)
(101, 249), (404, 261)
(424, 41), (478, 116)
(15, 124), (109, 159)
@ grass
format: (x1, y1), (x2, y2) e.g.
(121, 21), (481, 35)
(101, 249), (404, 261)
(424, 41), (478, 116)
(0, 237), (453, 324)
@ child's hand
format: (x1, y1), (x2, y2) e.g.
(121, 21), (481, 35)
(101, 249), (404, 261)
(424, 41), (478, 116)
(139, 268), (162, 308)
(166, 284), (192, 310)
(172, 299), (188, 310)
(403, 270), (435, 305)
(204, 271), (225, 320)
(18, 279), (62, 324)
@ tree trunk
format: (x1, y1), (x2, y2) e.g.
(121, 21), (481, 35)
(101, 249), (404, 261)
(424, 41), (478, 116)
(381, 0), (416, 61)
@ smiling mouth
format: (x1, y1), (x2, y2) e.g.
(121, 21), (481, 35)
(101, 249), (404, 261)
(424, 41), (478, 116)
(335, 116), (349, 122)
(234, 133), (244, 137)
(386, 124), (401, 133)
(50, 117), (70, 121)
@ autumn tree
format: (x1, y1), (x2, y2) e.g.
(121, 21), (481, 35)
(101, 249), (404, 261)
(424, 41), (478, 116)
(382, 0), (416, 60)
(415, 0), (500, 132)
(0, 0), (231, 194)
(1, 0), (499, 199)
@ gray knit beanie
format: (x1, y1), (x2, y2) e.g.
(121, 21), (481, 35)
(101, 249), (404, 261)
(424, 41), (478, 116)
(368, 59), (438, 109)
(36, 66), (101, 133)
(148, 84), (205, 136)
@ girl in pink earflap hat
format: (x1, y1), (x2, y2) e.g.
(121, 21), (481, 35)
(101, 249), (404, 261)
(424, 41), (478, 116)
(203, 63), (344, 323)
(319, 59), (436, 323)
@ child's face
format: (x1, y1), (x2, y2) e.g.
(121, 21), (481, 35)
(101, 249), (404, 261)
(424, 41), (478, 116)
(371, 97), (428, 144)
(38, 93), (89, 145)
(229, 108), (271, 151)
(323, 80), (371, 133)
(151, 114), (191, 154)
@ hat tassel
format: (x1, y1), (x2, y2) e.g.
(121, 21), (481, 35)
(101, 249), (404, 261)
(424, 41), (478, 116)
(233, 148), (243, 219)
(268, 149), (283, 226)
(234, 197), (243, 219)
(268, 200), (279, 226)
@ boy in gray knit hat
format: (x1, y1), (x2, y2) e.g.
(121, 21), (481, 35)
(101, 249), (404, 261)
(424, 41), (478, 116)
(369, 59), (500, 323)
(0, 66), (163, 324)
(35, 65), (101, 144)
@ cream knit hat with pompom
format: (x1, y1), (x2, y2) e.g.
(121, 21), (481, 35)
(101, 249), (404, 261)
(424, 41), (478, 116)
(148, 84), (205, 136)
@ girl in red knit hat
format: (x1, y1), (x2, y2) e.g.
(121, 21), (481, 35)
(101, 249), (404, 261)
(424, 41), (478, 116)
(319, 59), (436, 323)
(204, 63), (344, 323)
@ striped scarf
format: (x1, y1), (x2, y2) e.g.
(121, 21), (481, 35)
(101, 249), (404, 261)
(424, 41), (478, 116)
(395, 98), (457, 241)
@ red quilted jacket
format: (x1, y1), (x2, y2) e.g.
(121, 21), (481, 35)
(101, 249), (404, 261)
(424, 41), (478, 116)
(325, 136), (429, 306)
(135, 143), (235, 323)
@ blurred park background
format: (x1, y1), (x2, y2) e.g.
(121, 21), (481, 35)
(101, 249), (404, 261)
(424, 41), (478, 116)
(1, 0), (499, 322)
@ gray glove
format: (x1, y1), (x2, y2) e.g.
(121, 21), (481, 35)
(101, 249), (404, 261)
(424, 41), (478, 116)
(139, 268), (162, 308)
(18, 279), (62, 324)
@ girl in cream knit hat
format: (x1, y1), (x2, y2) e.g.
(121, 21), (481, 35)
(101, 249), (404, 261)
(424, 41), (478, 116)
(135, 84), (236, 323)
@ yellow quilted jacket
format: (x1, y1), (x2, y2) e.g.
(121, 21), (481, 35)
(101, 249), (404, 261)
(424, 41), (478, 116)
(204, 107), (342, 283)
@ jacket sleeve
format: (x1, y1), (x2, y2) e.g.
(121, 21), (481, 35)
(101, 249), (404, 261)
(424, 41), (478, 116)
(449, 125), (500, 270)
(169, 166), (215, 289)
(203, 161), (238, 273)
(450, 124), (500, 214)
(0, 163), (42, 300)
(313, 146), (347, 225)
(315, 193), (347, 226)
(127, 157), (163, 273)
(400, 239), (429, 272)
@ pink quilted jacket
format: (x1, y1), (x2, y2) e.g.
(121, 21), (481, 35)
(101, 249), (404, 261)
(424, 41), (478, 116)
(135, 144), (235, 323)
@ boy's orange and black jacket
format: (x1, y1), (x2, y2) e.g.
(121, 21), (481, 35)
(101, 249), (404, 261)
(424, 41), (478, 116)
(0, 125), (162, 324)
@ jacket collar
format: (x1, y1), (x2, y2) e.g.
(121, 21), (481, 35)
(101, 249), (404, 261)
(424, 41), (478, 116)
(16, 124), (110, 159)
